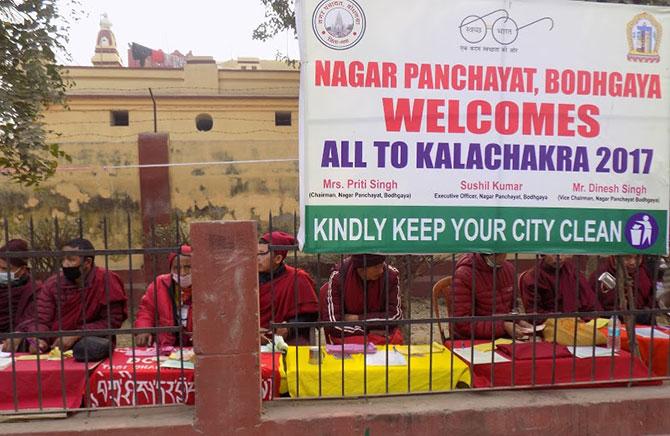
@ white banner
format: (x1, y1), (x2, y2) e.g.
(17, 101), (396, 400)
(297, 0), (670, 254)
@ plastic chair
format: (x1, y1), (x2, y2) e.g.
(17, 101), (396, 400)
(432, 276), (452, 343)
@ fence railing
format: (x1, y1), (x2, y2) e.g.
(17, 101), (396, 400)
(0, 214), (190, 415)
(260, 217), (669, 399)
(0, 213), (668, 416)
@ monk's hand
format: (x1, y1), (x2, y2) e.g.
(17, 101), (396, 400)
(2, 338), (21, 353)
(343, 314), (360, 321)
(135, 333), (152, 347)
(28, 339), (48, 354)
(275, 326), (289, 338)
(56, 336), (80, 351)
(503, 321), (529, 341)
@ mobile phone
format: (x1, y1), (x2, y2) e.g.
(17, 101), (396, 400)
(598, 272), (616, 291)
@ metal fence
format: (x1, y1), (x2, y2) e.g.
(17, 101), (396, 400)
(0, 214), (190, 415)
(260, 216), (670, 399)
(0, 213), (668, 416)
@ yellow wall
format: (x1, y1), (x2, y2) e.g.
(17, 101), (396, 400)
(0, 60), (300, 266)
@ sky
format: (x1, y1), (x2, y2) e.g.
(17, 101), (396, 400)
(59, 0), (300, 66)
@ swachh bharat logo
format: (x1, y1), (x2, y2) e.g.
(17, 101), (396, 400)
(625, 212), (659, 250)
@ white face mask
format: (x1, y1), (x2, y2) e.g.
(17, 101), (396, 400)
(0, 271), (18, 285)
(483, 255), (501, 269)
(172, 273), (192, 288)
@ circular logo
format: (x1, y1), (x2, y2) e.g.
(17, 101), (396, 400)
(625, 212), (659, 250)
(312, 0), (366, 50)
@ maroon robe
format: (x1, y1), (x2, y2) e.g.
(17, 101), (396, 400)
(521, 257), (600, 320)
(0, 277), (40, 334)
(258, 264), (319, 329)
(589, 257), (654, 312)
(450, 253), (515, 339)
(319, 258), (402, 343)
(22, 266), (127, 344)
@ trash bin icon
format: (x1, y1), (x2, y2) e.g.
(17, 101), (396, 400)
(630, 223), (643, 246)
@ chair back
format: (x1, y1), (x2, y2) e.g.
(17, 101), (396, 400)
(516, 269), (529, 314)
(432, 276), (453, 343)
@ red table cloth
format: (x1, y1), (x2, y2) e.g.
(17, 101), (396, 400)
(260, 352), (282, 400)
(447, 340), (656, 388)
(620, 326), (670, 377)
(89, 348), (282, 407)
(88, 348), (194, 407)
(0, 356), (91, 411)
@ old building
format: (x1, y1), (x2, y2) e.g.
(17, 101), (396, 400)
(0, 15), (299, 273)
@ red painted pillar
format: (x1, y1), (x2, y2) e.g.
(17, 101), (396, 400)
(137, 132), (172, 282)
(190, 221), (261, 432)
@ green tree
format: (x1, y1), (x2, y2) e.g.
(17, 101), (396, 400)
(253, 0), (296, 43)
(0, 0), (78, 187)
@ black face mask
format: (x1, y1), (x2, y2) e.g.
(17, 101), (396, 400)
(62, 266), (82, 282)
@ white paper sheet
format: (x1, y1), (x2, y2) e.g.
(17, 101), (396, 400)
(635, 327), (669, 339)
(0, 357), (13, 371)
(365, 350), (406, 366)
(567, 346), (617, 359)
(160, 359), (194, 370)
(451, 348), (509, 365)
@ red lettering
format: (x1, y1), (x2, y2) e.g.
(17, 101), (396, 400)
(451, 64), (466, 90)
(349, 61), (364, 87)
(404, 63), (418, 88)
(494, 101), (519, 135)
(447, 99), (465, 133)
(315, 60), (331, 86)
(557, 104), (576, 137)
(468, 65), (483, 90)
(382, 98), (424, 132)
(522, 102), (554, 136)
(332, 61), (347, 87)
(545, 69), (559, 94)
(577, 104), (600, 138)
(381, 62), (398, 88)
(466, 100), (491, 134)
(426, 99), (445, 133)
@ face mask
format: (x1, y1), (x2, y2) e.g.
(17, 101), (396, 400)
(172, 273), (192, 288)
(62, 266), (82, 282)
(0, 271), (17, 285)
(483, 255), (501, 269)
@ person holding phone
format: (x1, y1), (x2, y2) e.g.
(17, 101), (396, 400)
(589, 255), (654, 324)
(521, 254), (600, 322)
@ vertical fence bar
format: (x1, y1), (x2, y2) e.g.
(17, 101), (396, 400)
(127, 211), (139, 407)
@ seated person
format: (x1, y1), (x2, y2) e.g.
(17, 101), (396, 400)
(21, 238), (128, 354)
(135, 245), (193, 347)
(258, 231), (318, 345)
(320, 254), (403, 345)
(521, 254), (600, 321)
(451, 252), (532, 340)
(589, 254), (654, 324)
(0, 239), (42, 352)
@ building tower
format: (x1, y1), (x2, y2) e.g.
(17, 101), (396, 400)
(91, 13), (122, 67)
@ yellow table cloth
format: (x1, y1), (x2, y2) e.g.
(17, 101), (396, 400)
(285, 344), (471, 398)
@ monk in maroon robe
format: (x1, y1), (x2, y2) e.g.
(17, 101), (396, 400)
(521, 255), (600, 321)
(0, 239), (42, 352)
(22, 238), (127, 353)
(320, 254), (403, 345)
(258, 231), (318, 345)
(451, 253), (534, 340)
(589, 255), (654, 324)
